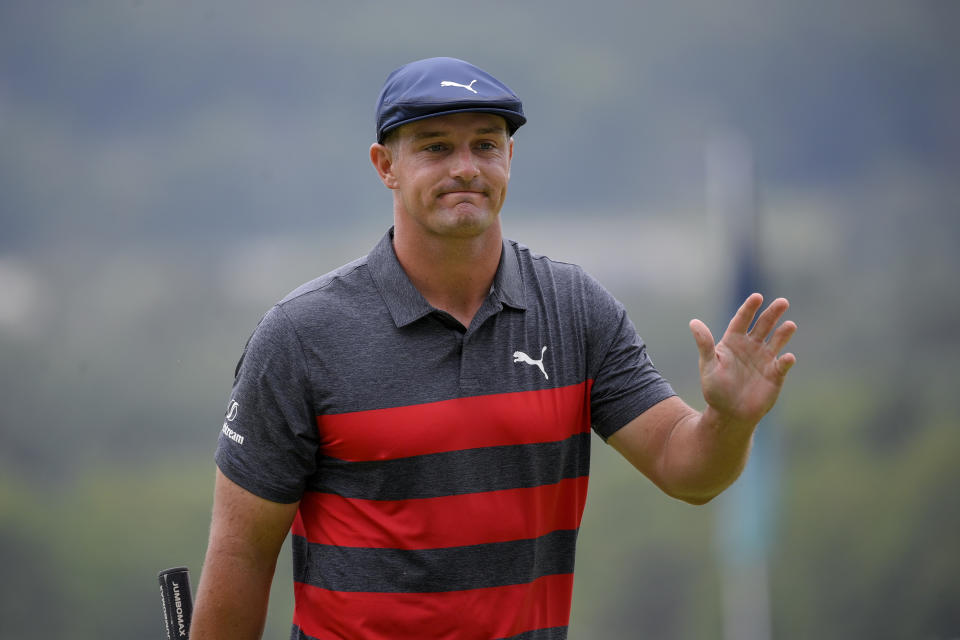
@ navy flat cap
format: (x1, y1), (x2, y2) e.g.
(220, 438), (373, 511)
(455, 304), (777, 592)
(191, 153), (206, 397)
(375, 57), (526, 143)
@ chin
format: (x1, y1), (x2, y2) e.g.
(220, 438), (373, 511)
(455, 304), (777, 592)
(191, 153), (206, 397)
(431, 210), (500, 238)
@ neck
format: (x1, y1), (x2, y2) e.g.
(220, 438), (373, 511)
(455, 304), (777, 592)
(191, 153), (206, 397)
(392, 219), (502, 328)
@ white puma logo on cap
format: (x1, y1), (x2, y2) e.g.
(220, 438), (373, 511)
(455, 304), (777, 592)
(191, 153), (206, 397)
(440, 79), (478, 94)
(513, 346), (548, 380)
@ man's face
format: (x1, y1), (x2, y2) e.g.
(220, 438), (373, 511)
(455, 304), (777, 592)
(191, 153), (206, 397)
(382, 112), (514, 239)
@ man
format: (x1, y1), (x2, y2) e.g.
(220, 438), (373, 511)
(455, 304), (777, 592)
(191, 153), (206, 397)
(191, 57), (796, 640)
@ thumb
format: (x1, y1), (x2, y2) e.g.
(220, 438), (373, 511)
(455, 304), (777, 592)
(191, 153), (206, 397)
(689, 319), (716, 364)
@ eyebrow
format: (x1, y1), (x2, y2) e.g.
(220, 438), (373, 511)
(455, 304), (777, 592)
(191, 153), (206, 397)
(411, 125), (508, 140)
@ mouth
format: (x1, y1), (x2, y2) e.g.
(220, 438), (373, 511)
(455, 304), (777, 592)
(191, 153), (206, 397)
(437, 182), (487, 199)
(437, 190), (487, 203)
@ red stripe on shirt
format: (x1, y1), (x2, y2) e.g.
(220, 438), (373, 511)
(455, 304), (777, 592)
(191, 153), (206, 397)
(292, 476), (589, 549)
(316, 382), (592, 462)
(293, 573), (574, 640)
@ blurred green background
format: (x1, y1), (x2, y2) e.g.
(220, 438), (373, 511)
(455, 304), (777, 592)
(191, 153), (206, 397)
(1, 1), (957, 638)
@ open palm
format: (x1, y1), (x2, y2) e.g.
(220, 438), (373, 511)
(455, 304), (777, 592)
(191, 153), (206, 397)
(689, 293), (797, 425)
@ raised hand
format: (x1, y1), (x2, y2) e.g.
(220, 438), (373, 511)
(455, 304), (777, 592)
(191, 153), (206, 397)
(688, 293), (796, 426)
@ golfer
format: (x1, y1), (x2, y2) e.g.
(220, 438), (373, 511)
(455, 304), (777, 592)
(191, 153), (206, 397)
(190, 56), (796, 640)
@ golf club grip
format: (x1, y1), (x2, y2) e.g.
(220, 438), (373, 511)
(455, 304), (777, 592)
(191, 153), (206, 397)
(158, 566), (193, 639)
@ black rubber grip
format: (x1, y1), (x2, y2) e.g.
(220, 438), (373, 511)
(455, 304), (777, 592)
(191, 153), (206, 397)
(158, 566), (193, 639)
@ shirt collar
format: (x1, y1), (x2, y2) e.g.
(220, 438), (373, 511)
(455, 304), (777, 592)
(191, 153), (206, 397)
(493, 237), (527, 311)
(367, 228), (527, 328)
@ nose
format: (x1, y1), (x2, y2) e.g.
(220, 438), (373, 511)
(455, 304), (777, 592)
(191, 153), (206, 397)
(449, 145), (480, 181)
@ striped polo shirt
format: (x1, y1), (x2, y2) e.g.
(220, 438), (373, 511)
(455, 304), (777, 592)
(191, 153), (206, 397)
(215, 228), (675, 640)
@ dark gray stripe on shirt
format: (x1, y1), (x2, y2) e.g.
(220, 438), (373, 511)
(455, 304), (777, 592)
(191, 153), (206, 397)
(306, 432), (591, 500)
(498, 627), (569, 640)
(292, 528), (579, 594)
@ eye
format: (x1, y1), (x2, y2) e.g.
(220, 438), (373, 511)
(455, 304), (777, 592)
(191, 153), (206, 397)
(424, 142), (448, 152)
(476, 141), (497, 151)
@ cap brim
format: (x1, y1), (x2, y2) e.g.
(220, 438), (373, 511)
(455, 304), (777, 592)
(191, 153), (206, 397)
(378, 107), (527, 143)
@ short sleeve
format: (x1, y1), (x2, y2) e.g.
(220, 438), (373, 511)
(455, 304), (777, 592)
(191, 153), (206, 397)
(214, 304), (318, 503)
(585, 277), (676, 440)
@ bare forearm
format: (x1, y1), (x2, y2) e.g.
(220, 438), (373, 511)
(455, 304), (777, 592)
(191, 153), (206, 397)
(658, 404), (757, 504)
(190, 545), (277, 640)
(191, 470), (299, 640)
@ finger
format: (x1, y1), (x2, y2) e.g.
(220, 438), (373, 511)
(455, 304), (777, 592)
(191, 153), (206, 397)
(726, 293), (764, 335)
(689, 319), (716, 363)
(775, 352), (797, 378)
(749, 297), (790, 341)
(767, 319), (797, 354)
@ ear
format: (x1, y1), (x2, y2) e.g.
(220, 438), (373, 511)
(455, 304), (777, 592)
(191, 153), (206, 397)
(370, 142), (399, 189)
(507, 137), (514, 180)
